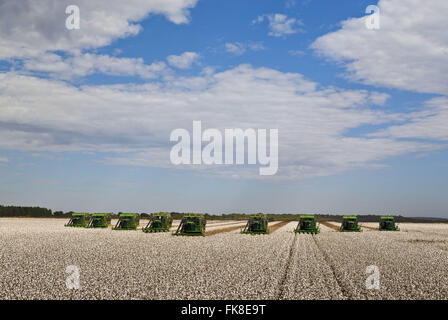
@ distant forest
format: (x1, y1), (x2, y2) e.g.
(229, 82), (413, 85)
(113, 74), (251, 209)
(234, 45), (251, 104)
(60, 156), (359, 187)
(0, 205), (53, 217)
(0, 205), (447, 223)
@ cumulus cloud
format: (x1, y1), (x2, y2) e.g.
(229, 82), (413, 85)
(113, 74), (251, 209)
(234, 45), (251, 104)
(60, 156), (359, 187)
(0, 0), (199, 60)
(285, 0), (296, 9)
(0, 0), (445, 180)
(368, 92), (390, 107)
(22, 52), (168, 79)
(311, 0), (448, 95)
(0, 65), (438, 179)
(0, 1), (198, 80)
(370, 97), (448, 141)
(225, 42), (265, 56)
(225, 43), (246, 55)
(166, 51), (200, 69)
(253, 14), (303, 37)
(288, 50), (306, 56)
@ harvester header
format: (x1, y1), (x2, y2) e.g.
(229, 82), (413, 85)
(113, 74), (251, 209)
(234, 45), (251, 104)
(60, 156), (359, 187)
(87, 213), (111, 228)
(65, 213), (90, 227)
(143, 213), (173, 233)
(112, 213), (140, 230)
(379, 216), (399, 231)
(173, 214), (206, 236)
(294, 215), (320, 234)
(339, 215), (362, 232)
(241, 214), (268, 235)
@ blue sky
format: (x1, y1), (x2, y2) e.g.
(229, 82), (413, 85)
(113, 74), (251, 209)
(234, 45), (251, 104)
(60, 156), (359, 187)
(0, 0), (447, 217)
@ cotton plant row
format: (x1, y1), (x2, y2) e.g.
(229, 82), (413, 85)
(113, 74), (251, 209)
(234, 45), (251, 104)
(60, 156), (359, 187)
(311, 230), (448, 299)
(280, 232), (346, 299)
(398, 222), (448, 235)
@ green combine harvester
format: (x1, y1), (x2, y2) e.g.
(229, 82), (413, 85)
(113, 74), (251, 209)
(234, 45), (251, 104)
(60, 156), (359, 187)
(112, 213), (140, 230)
(142, 213), (173, 233)
(339, 215), (362, 232)
(294, 215), (320, 234)
(379, 216), (399, 231)
(65, 213), (90, 227)
(241, 214), (269, 234)
(87, 213), (111, 228)
(173, 214), (206, 236)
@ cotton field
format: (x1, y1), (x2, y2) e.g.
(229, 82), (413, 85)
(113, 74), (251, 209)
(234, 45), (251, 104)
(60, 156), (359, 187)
(0, 218), (447, 300)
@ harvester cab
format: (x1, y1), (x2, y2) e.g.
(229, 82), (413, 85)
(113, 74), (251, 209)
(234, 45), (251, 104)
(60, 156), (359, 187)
(87, 213), (111, 228)
(295, 215), (320, 234)
(340, 216), (362, 232)
(65, 213), (90, 227)
(241, 214), (268, 234)
(143, 213), (173, 233)
(379, 216), (399, 231)
(173, 214), (206, 236)
(112, 213), (140, 230)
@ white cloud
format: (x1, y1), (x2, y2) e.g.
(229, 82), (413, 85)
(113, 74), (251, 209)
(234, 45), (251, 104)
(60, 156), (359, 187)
(225, 43), (246, 55)
(22, 52), (168, 79)
(253, 14), (303, 37)
(0, 156), (8, 163)
(166, 51), (200, 69)
(0, 0), (199, 60)
(288, 50), (306, 56)
(309, 0), (448, 159)
(225, 42), (265, 56)
(311, 0), (448, 95)
(370, 97), (448, 141)
(368, 92), (391, 107)
(0, 0), (444, 180)
(0, 1), (198, 80)
(0, 65), (439, 179)
(285, 0), (296, 9)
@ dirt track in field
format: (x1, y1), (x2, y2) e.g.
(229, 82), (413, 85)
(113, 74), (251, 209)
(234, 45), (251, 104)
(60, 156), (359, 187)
(267, 221), (289, 234)
(319, 221), (340, 231)
(205, 224), (246, 236)
(361, 225), (378, 230)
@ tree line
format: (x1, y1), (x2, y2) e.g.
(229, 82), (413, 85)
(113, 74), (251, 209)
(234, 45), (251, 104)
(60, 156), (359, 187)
(1, 205), (446, 223)
(0, 205), (52, 217)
